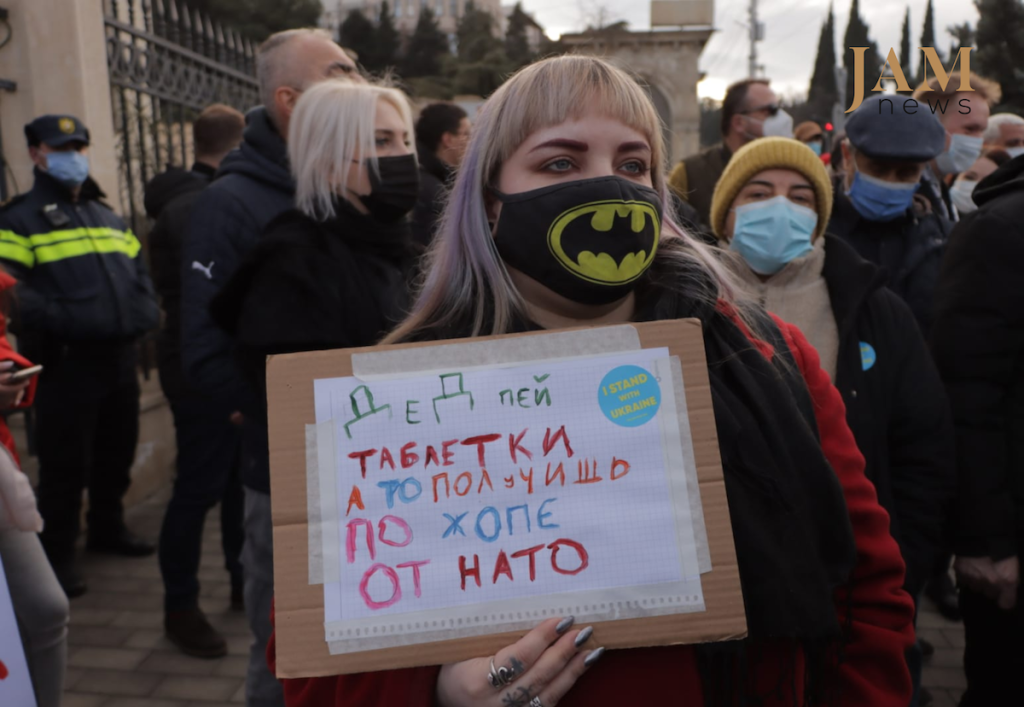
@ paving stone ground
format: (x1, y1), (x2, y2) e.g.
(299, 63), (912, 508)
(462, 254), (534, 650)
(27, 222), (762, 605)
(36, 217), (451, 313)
(61, 486), (969, 706)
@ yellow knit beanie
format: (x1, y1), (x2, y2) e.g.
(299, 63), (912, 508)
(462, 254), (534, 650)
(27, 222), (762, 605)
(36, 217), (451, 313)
(709, 137), (833, 241)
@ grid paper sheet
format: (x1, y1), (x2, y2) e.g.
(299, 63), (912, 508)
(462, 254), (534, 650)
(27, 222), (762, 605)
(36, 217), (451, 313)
(313, 349), (705, 652)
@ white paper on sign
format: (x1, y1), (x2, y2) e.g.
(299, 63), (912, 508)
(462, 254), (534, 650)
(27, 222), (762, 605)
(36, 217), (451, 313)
(0, 555), (38, 707)
(313, 349), (705, 652)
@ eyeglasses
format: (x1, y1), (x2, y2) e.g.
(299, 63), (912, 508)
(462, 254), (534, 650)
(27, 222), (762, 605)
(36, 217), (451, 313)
(740, 103), (781, 117)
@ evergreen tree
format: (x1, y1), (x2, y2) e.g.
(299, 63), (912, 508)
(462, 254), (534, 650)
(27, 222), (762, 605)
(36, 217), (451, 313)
(842, 0), (882, 109)
(373, 2), (400, 71)
(401, 7), (449, 78)
(454, 2), (509, 96)
(338, 10), (376, 70)
(457, 1), (496, 64)
(505, 2), (533, 68)
(918, 0), (943, 84)
(191, 0), (323, 42)
(946, 23), (976, 55)
(807, 4), (839, 120)
(899, 7), (913, 82)
(974, 0), (1024, 112)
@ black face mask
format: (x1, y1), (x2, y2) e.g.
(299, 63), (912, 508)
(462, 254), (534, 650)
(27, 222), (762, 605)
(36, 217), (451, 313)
(361, 154), (420, 223)
(493, 176), (663, 305)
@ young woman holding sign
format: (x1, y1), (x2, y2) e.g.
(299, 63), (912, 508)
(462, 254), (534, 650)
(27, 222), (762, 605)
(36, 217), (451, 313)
(268, 56), (915, 706)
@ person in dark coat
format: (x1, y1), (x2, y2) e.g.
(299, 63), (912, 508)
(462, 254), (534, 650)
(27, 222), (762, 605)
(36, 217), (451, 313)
(930, 154), (1024, 705)
(0, 114), (159, 598)
(178, 28), (361, 707)
(669, 78), (792, 227)
(711, 137), (955, 707)
(267, 55), (915, 707)
(828, 94), (954, 335)
(828, 94), (961, 626)
(411, 102), (469, 247)
(143, 104), (247, 658)
(211, 81), (418, 448)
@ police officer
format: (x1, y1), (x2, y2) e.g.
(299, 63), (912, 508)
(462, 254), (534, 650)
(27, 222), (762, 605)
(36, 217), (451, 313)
(0, 115), (159, 598)
(827, 94), (953, 334)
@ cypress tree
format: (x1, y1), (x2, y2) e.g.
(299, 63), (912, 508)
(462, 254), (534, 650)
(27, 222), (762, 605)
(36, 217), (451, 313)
(899, 7), (913, 82)
(505, 2), (533, 68)
(373, 2), (400, 71)
(338, 10), (376, 71)
(401, 7), (449, 78)
(842, 0), (882, 109)
(807, 4), (839, 120)
(918, 0), (942, 84)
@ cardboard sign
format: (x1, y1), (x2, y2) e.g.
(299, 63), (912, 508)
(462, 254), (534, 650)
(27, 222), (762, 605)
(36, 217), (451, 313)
(0, 554), (38, 707)
(267, 320), (746, 677)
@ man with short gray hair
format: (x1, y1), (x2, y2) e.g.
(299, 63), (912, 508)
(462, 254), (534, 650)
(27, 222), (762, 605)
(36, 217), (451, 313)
(180, 28), (360, 707)
(984, 113), (1024, 158)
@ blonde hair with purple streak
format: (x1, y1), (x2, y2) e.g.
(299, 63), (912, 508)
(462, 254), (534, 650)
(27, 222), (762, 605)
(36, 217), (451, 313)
(385, 55), (744, 343)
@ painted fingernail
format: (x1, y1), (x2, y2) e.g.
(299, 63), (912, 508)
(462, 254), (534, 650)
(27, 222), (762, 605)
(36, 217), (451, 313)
(584, 647), (605, 667)
(574, 626), (593, 647)
(555, 616), (575, 635)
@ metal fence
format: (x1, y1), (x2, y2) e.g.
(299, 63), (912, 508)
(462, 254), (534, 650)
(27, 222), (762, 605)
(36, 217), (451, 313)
(103, 0), (259, 236)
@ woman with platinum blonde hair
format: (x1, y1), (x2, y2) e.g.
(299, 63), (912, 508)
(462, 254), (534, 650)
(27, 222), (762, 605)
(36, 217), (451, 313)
(211, 78), (420, 458)
(269, 56), (914, 707)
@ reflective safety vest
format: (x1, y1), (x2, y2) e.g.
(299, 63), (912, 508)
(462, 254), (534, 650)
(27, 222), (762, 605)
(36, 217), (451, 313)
(0, 171), (158, 343)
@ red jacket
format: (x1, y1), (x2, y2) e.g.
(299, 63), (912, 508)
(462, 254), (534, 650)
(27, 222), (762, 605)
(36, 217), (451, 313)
(0, 269), (36, 461)
(267, 317), (915, 706)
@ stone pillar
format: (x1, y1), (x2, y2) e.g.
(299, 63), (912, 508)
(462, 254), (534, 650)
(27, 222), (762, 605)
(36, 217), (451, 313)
(0, 0), (118, 198)
(560, 28), (713, 165)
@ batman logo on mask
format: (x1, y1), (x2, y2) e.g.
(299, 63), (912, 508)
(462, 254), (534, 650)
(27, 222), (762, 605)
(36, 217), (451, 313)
(548, 200), (660, 285)
(494, 176), (664, 306)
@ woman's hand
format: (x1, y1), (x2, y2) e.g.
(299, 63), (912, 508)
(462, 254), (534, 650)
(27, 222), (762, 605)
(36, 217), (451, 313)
(0, 361), (30, 409)
(436, 617), (604, 707)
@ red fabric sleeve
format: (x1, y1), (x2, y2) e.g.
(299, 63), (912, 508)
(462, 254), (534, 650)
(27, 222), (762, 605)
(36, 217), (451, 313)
(773, 316), (915, 707)
(0, 310), (36, 461)
(268, 603), (441, 707)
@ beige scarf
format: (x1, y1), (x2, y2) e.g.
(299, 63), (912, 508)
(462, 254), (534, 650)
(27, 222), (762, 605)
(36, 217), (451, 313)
(722, 240), (840, 380)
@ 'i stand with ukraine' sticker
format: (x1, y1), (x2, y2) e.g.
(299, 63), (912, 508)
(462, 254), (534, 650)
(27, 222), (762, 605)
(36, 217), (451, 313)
(598, 364), (661, 427)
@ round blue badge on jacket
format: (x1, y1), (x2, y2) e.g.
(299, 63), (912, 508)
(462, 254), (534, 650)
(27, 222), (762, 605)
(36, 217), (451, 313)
(860, 342), (877, 371)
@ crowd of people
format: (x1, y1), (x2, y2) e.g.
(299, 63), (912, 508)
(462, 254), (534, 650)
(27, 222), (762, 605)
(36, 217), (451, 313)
(0, 24), (1020, 707)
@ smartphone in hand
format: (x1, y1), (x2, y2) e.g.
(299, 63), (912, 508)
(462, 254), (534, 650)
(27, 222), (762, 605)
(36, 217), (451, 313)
(6, 364), (43, 384)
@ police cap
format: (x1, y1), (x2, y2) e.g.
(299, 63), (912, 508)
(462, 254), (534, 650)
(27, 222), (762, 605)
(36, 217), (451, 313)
(845, 94), (946, 162)
(24, 114), (90, 148)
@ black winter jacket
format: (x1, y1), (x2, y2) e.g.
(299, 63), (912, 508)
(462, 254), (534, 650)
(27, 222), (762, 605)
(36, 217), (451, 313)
(823, 235), (956, 597)
(828, 187), (953, 334)
(931, 155), (1024, 561)
(144, 162), (215, 399)
(210, 203), (415, 494)
(179, 108), (294, 491)
(0, 171), (158, 350)
(410, 142), (452, 248)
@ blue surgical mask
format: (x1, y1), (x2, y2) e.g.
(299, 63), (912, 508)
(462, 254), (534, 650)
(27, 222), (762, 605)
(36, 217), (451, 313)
(935, 133), (984, 175)
(730, 195), (818, 276)
(846, 171), (918, 222)
(45, 151), (90, 188)
(1006, 146), (1024, 160)
(808, 141), (823, 156)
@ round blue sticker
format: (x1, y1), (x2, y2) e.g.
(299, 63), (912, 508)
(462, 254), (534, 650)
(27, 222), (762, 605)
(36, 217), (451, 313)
(860, 342), (877, 371)
(598, 365), (661, 427)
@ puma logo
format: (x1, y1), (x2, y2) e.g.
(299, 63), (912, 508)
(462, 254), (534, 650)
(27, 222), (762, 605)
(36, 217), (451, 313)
(191, 261), (215, 280)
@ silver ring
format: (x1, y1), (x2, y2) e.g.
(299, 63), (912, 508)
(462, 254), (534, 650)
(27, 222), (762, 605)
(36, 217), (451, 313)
(487, 656), (513, 689)
(529, 698), (544, 707)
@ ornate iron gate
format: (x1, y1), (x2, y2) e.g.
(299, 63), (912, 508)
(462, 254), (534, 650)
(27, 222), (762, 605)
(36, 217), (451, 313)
(103, 0), (259, 235)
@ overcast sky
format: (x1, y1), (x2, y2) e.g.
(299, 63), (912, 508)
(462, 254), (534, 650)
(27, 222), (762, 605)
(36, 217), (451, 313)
(519, 0), (980, 100)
